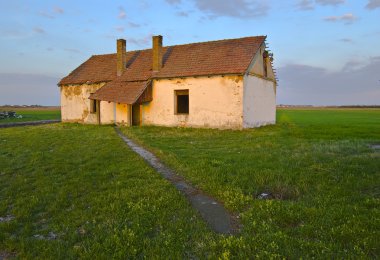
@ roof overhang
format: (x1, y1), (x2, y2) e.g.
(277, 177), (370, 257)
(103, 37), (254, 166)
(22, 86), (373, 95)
(89, 80), (152, 105)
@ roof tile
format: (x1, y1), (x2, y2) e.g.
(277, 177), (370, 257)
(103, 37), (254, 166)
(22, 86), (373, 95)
(59, 36), (266, 85)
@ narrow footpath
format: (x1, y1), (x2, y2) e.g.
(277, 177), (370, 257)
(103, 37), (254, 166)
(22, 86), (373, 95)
(114, 127), (239, 235)
(0, 120), (61, 128)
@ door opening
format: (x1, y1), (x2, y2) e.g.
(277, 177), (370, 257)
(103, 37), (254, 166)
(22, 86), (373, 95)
(132, 104), (141, 126)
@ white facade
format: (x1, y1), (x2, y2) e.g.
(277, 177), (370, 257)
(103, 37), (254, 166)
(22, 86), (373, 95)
(242, 75), (276, 128)
(141, 76), (244, 129)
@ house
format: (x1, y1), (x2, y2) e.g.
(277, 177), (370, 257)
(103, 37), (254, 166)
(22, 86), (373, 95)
(58, 35), (277, 129)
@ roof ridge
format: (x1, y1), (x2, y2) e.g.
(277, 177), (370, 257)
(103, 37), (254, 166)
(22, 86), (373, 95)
(92, 35), (266, 57)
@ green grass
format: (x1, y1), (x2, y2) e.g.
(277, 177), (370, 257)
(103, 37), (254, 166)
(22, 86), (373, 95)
(120, 108), (380, 258)
(0, 124), (212, 258)
(0, 109), (379, 258)
(0, 109), (60, 123)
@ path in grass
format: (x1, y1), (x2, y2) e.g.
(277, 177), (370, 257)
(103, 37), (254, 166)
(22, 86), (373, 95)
(0, 119), (60, 128)
(115, 127), (238, 234)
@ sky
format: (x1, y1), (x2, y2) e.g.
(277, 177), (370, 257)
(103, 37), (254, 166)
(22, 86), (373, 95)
(0, 0), (379, 106)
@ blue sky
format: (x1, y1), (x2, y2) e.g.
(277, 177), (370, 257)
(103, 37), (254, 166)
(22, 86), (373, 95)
(0, 0), (379, 105)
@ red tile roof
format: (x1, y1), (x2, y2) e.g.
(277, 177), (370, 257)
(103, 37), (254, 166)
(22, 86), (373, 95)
(89, 80), (150, 104)
(59, 36), (266, 85)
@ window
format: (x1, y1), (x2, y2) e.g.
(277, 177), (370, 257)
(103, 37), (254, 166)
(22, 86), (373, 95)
(90, 99), (97, 113)
(263, 51), (268, 77)
(175, 90), (189, 114)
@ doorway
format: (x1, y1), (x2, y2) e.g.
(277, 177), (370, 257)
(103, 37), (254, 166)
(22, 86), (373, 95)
(132, 104), (141, 126)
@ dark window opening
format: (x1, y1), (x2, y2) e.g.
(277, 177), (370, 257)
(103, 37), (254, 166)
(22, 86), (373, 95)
(175, 90), (189, 114)
(90, 99), (97, 113)
(263, 51), (268, 78)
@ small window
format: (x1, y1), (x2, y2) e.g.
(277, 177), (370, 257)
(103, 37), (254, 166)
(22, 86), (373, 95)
(175, 90), (189, 114)
(263, 51), (268, 77)
(90, 99), (97, 113)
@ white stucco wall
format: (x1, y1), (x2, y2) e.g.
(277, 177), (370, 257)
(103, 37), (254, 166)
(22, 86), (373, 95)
(60, 83), (105, 123)
(141, 76), (244, 129)
(243, 75), (276, 128)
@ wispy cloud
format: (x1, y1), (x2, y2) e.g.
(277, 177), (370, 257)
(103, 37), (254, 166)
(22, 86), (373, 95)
(297, 0), (314, 10)
(193, 0), (269, 19)
(297, 0), (346, 11)
(366, 0), (380, 9)
(323, 13), (357, 24)
(128, 34), (153, 47)
(128, 22), (141, 28)
(38, 6), (64, 19)
(315, 0), (345, 6)
(176, 11), (189, 17)
(339, 38), (353, 43)
(166, 0), (181, 4)
(53, 6), (64, 14)
(118, 6), (126, 19)
(115, 26), (125, 32)
(33, 27), (45, 34)
(38, 11), (55, 19)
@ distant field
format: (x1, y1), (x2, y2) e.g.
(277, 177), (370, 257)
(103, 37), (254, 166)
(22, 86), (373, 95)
(0, 107), (60, 123)
(0, 108), (379, 258)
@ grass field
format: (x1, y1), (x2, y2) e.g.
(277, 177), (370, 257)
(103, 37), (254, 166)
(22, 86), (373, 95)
(0, 109), (379, 258)
(0, 107), (60, 123)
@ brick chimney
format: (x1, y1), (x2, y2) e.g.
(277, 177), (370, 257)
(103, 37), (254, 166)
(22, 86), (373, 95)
(117, 39), (126, 76)
(152, 35), (163, 72)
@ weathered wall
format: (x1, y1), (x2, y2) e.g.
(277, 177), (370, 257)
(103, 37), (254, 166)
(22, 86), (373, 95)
(60, 83), (105, 123)
(250, 44), (275, 81)
(243, 75), (276, 128)
(115, 103), (130, 125)
(141, 76), (244, 129)
(99, 101), (114, 124)
(100, 102), (130, 125)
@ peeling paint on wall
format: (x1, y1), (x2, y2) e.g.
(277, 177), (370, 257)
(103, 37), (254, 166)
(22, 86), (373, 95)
(60, 83), (105, 123)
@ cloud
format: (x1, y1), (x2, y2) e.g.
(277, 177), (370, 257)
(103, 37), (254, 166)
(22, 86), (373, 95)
(297, 0), (346, 11)
(323, 13), (357, 24)
(118, 6), (126, 19)
(339, 38), (353, 43)
(33, 27), (45, 34)
(128, 22), (141, 28)
(277, 57), (380, 105)
(366, 0), (380, 9)
(176, 11), (189, 17)
(53, 6), (64, 14)
(128, 34), (153, 47)
(166, 0), (181, 4)
(38, 11), (55, 19)
(115, 26), (125, 32)
(38, 6), (64, 19)
(297, 0), (314, 10)
(315, 0), (345, 5)
(0, 73), (60, 106)
(193, 0), (269, 19)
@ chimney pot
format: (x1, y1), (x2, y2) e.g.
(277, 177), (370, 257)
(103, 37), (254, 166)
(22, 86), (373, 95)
(152, 35), (163, 72)
(117, 39), (126, 76)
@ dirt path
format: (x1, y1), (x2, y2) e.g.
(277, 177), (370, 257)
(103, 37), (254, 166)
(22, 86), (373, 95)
(0, 120), (60, 128)
(115, 127), (239, 235)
